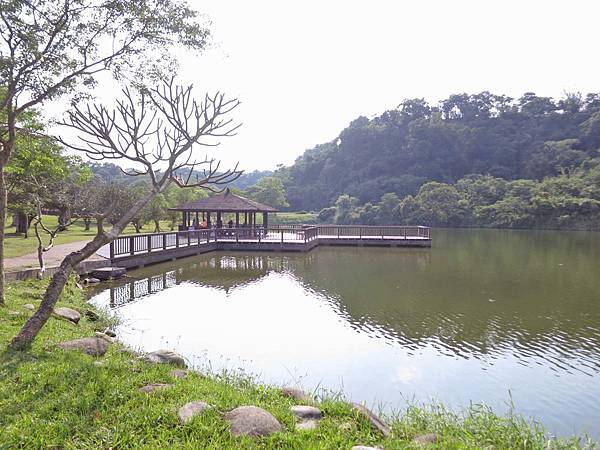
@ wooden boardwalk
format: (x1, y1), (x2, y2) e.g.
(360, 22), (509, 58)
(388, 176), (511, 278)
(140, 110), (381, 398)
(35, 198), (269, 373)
(107, 225), (431, 269)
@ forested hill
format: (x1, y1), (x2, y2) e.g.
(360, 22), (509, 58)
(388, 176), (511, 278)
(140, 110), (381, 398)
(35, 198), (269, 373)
(280, 92), (600, 211)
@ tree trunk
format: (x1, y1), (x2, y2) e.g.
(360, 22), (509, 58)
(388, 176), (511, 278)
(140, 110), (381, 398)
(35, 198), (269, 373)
(10, 188), (159, 349)
(58, 208), (71, 231)
(0, 168), (6, 306)
(154, 220), (161, 233)
(15, 211), (29, 235)
(83, 217), (91, 231)
(10, 214), (17, 227)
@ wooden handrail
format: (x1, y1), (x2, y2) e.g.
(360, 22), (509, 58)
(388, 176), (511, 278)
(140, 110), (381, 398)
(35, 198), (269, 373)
(109, 225), (431, 259)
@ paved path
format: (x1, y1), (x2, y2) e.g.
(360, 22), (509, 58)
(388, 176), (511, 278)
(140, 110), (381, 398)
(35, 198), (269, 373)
(5, 240), (108, 270)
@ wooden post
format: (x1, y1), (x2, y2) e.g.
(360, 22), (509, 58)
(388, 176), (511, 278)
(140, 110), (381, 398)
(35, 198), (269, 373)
(236, 212), (239, 228)
(187, 230), (191, 246)
(162, 233), (167, 250)
(236, 228), (239, 243)
(281, 229), (284, 243)
(263, 212), (268, 229)
(109, 241), (115, 261)
(176, 232), (179, 248)
(147, 234), (152, 252)
(129, 236), (135, 255)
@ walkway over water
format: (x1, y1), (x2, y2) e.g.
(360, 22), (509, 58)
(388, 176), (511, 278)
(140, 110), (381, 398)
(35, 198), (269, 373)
(108, 225), (431, 268)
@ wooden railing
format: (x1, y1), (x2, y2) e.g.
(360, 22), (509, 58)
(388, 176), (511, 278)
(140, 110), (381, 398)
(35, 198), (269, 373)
(109, 225), (431, 259)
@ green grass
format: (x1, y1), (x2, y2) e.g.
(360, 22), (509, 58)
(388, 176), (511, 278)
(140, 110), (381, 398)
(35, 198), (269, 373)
(4, 216), (175, 259)
(271, 212), (318, 225)
(0, 279), (594, 448)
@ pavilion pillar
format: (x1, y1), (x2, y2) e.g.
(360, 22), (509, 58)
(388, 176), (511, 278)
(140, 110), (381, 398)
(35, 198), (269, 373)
(207, 211), (211, 227)
(182, 211), (186, 228)
(263, 212), (268, 229)
(244, 212), (248, 226)
(217, 212), (222, 228)
(235, 212), (239, 228)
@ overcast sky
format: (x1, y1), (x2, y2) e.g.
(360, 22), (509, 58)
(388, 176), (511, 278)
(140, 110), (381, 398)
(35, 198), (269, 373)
(60, 0), (600, 172)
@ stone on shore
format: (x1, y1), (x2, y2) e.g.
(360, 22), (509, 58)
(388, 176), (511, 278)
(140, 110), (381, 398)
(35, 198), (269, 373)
(58, 337), (108, 356)
(94, 331), (114, 343)
(225, 406), (282, 437)
(103, 329), (117, 337)
(139, 383), (171, 393)
(140, 349), (187, 368)
(413, 433), (438, 445)
(290, 405), (322, 420)
(177, 401), (211, 424)
(53, 307), (81, 324)
(296, 419), (320, 431)
(352, 403), (391, 437)
(23, 304), (35, 311)
(170, 369), (188, 379)
(281, 387), (313, 403)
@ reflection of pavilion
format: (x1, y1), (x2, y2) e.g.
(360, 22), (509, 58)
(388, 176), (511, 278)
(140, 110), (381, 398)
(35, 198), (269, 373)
(108, 254), (289, 307)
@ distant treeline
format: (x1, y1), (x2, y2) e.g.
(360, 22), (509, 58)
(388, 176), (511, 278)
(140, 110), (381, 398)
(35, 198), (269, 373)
(275, 91), (600, 229)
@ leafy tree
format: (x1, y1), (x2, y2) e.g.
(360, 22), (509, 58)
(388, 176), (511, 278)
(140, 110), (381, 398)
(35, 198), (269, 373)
(0, 0), (210, 304)
(245, 176), (289, 209)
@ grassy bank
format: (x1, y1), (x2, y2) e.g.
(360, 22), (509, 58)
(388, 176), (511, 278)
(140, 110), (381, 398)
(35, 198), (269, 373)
(4, 216), (174, 259)
(0, 279), (594, 449)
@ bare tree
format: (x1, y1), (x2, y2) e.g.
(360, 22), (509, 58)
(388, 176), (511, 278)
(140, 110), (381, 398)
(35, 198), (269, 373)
(0, 0), (210, 305)
(10, 80), (241, 349)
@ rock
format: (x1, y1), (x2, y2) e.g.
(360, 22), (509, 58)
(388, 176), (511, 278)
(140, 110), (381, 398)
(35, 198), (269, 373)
(23, 304), (35, 311)
(281, 387), (313, 403)
(296, 419), (319, 431)
(352, 403), (391, 437)
(413, 433), (438, 445)
(94, 331), (114, 343)
(84, 277), (101, 284)
(58, 337), (108, 356)
(93, 361), (105, 367)
(103, 329), (117, 338)
(53, 307), (81, 324)
(351, 446), (382, 450)
(290, 405), (322, 420)
(170, 369), (188, 379)
(84, 309), (100, 321)
(140, 349), (186, 368)
(225, 406), (283, 437)
(178, 401), (211, 424)
(139, 383), (170, 393)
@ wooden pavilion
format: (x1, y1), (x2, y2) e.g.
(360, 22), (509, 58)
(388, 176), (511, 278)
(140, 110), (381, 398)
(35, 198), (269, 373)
(169, 188), (278, 231)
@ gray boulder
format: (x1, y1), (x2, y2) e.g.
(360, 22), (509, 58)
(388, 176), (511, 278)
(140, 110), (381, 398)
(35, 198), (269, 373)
(140, 349), (186, 368)
(23, 304), (35, 311)
(94, 331), (114, 343)
(58, 337), (108, 356)
(414, 433), (438, 445)
(225, 406), (282, 437)
(139, 383), (171, 393)
(170, 369), (188, 379)
(53, 307), (81, 324)
(296, 419), (319, 431)
(281, 387), (313, 403)
(290, 405), (322, 420)
(352, 403), (391, 437)
(178, 401), (211, 424)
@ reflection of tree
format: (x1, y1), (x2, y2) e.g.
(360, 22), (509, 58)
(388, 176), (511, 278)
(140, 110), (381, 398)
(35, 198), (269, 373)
(99, 234), (600, 375)
(283, 241), (600, 374)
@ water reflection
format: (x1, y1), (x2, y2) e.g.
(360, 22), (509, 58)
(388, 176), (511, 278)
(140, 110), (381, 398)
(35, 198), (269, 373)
(89, 229), (600, 438)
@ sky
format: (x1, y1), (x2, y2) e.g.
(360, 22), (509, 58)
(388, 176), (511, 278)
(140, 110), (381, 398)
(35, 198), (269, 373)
(57, 0), (600, 172)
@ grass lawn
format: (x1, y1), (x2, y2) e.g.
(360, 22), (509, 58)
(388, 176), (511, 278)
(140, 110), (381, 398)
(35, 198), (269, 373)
(0, 279), (593, 448)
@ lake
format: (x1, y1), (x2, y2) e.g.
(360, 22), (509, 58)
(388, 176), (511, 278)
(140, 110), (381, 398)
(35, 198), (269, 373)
(88, 228), (600, 439)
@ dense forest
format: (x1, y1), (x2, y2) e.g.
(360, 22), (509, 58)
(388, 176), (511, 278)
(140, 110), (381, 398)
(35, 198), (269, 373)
(278, 92), (600, 229)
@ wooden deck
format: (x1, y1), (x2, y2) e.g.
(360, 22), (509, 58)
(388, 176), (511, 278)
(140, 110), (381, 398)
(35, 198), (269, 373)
(107, 225), (431, 268)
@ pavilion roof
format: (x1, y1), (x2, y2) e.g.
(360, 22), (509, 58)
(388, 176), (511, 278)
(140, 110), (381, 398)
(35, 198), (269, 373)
(169, 188), (278, 213)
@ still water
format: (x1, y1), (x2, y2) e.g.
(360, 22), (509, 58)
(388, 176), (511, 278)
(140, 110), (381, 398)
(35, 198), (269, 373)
(88, 229), (600, 438)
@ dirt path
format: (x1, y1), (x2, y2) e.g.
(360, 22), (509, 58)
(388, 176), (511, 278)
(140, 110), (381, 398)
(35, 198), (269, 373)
(5, 240), (108, 270)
